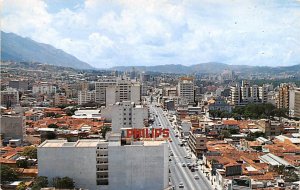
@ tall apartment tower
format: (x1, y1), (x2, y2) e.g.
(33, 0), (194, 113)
(78, 90), (96, 105)
(294, 88), (300, 118)
(178, 77), (195, 105)
(230, 85), (240, 105)
(95, 77), (117, 105)
(259, 85), (268, 103)
(0, 87), (19, 107)
(277, 84), (291, 109)
(105, 80), (141, 106)
(109, 101), (148, 132)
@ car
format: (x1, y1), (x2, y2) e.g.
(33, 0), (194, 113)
(194, 175), (199, 180)
(178, 182), (184, 188)
(182, 163), (186, 167)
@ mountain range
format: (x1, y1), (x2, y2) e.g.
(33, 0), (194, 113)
(1, 31), (299, 74)
(1, 31), (92, 70)
(111, 62), (300, 74)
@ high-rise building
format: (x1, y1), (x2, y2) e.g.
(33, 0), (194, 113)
(277, 84), (291, 109)
(230, 81), (269, 106)
(178, 77), (195, 105)
(38, 99), (168, 190)
(32, 82), (56, 95)
(105, 101), (148, 133)
(38, 140), (109, 190)
(0, 114), (24, 141)
(95, 77), (117, 105)
(230, 85), (240, 105)
(78, 90), (96, 105)
(294, 88), (300, 118)
(9, 80), (29, 91)
(259, 85), (268, 103)
(53, 93), (67, 106)
(1, 87), (19, 107)
(105, 79), (141, 106)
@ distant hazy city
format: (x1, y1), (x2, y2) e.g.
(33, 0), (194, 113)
(1, 0), (300, 190)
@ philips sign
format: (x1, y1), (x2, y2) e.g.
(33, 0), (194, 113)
(124, 128), (170, 140)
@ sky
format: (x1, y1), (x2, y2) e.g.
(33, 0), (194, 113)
(1, 0), (300, 68)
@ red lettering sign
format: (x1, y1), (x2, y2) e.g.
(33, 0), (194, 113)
(126, 128), (170, 140)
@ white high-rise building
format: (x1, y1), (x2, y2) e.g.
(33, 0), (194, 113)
(107, 101), (148, 132)
(230, 81), (270, 105)
(95, 77), (141, 106)
(105, 80), (141, 106)
(78, 90), (96, 105)
(108, 140), (169, 190)
(32, 82), (56, 94)
(95, 77), (117, 105)
(230, 85), (240, 105)
(178, 77), (195, 104)
(38, 140), (109, 190)
(259, 85), (268, 103)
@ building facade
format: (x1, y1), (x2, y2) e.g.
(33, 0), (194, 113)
(294, 88), (300, 118)
(0, 114), (24, 141)
(32, 82), (56, 95)
(109, 101), (148, 133)
(178, 77), (195, 105)
(78, 90), (96, 105)
(38, 140), (109, 190)
(0, 87), (19, 107)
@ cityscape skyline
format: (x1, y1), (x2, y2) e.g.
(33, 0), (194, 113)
(2, 0), (300, 68)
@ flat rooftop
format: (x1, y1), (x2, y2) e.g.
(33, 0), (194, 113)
(39, 139), (107, 148)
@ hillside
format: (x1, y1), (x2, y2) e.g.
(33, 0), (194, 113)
(1, 31), (92, 70)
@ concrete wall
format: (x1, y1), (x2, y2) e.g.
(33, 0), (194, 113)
(0, 115), (24, 140)
(132, 106), (148, 129)
(131, 85), (141, 104)
(38, 146), (97, 190)
(108, 143), (169, 190)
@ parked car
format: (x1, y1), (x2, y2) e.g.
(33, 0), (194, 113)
(179, 182), (184, 188)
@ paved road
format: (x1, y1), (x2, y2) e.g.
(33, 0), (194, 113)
(149, 103), (213, 190)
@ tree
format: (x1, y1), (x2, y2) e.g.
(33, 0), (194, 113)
(16, 182), (27, 190)
(22, 146), (37, 159)
(273, 165), (299, 182)
(66, 108), (77, 116)
(45, 112), (56, 117)
(46, 132), (57, 140)
(17, 159), (29, 168)
(32, 176), (48, 190)
(221, 130), (231, 139)
(52, 177), (75, 189)
(209, 110), (217, 119)
(48, 123), (59, 128)
(1, 165), (18, 182)
(101, 126), (111, 138)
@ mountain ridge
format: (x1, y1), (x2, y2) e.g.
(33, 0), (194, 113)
(1, 31), (93, 70)
(111, 62), (300, 74)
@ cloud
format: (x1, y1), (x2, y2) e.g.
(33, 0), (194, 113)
(1, 0), (300, 68)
